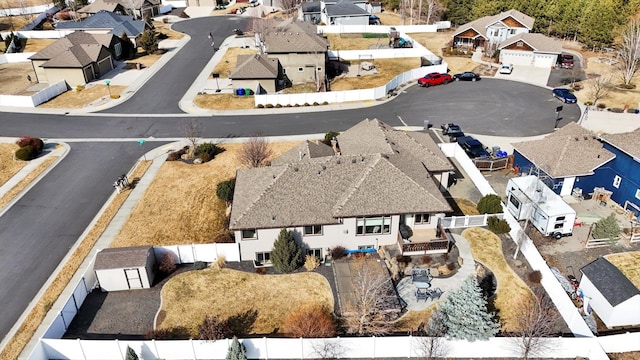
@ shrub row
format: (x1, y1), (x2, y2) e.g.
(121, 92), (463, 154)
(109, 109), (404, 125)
(15, 136), (44, 161)
(257, 101), (329, 108)
(166, 146), (190, 161)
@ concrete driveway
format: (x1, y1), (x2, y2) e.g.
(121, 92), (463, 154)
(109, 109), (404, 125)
(493, 65), (552, 87)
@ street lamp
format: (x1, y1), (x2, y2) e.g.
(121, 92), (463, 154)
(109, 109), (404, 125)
(105, 79), (112, 98)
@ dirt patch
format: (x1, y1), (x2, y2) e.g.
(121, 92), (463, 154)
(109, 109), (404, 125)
(212, 47), (259, 77)
(0, 62), (38, 95)
(330, 57), (421, 91)
(38, 84), (125, 108)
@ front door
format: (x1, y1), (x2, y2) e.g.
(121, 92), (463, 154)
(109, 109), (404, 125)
(125, 268), (143, 289)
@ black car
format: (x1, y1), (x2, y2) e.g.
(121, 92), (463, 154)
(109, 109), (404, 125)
(457, 136), (490, 159)
(453, 71), (481, 82)
(552, 88), (577, 104)
(441, 123), (465, 141)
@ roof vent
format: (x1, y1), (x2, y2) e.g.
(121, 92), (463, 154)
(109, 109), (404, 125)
(271, 216), (276, 223)
(597, 154), (601, 158)
(337, 159), (341, 164)
(351, 158), (357, 163)
(575, 137), (579, 141)
(317, 171), (321, 176)
(584, 136), (588, 140)
(294, 167), (299, 171)
(361, 156), (365, 163)
(322, 165), (326, 170)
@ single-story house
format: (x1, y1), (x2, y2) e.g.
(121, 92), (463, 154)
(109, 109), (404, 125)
(29, 31), (118, 87)
(264, 19), (329, 85)
(94, 246), (156, 291)
(55, 11), (146, 47)
(512, 122), (615, 196)
(452, 9), (534, 51)
(79, 0), (160, 19)
(580, 257), (640, 328)
(230, 54), (282, 94)
(322, 0), (370, 25)
(498, 33), (561, 68)
(229, 119), (455, 264)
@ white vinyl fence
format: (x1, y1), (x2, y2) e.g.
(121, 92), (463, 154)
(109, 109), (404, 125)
(318, 22), (450, 35)
(0, 3), (53, 16)
(155, 243), (240, 263)
(0, 52), (36, 64)
(0, 80), (68, 107)
(439, 213), (504, 229)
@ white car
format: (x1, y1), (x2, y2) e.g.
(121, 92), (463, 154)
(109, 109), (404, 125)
(499, 64), (513, 74)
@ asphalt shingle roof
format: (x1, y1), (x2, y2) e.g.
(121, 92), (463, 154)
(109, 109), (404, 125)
(55, 11), (145, 38)
(600, 128), (640, 159)
(265, 19), (328, 53)
(230, 54), (279, 79)
(453, 9), (535, 38)
(271, 140), (335, 165)
(580, 257), (640, 306)
(511, 122), (615, 178)
(499, 33), (562, 53)
(94, 246), (153, 270)
(30, 32), (113, 68)
(79, 0), (159, 13)
(325, 1), (369, 17)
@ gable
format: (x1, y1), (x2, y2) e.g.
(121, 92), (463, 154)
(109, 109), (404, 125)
(503, 40), (534, 51)
(457, 28), (481, 38)
(502, 16), (526, 28)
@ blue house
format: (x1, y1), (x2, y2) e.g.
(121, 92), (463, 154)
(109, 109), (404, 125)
(511, 122), (615, 197)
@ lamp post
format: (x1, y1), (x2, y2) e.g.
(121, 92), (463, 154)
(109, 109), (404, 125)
(105, 79), (112, 98)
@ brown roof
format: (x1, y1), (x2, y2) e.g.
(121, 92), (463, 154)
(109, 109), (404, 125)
(230, 54), (279, 79)
(600, 128), (640, 159)
(453, 9), (535, 38)
(265, 19), (328, 53)
(94, 246), (153, 270)
(499, 33), (562, 53)
(271, 140), (335, 165)
(512, 122), (615, 178)
(30, 32), (113, 68)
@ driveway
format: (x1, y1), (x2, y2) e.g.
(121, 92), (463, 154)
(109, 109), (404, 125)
(493, 65), (552, 87)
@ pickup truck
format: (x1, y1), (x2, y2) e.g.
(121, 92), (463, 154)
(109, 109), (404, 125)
(560, 54), (574, 69)
(418, 72), (452, 87)
(457, 136), (490, 159)
(441, 123), (465, 141)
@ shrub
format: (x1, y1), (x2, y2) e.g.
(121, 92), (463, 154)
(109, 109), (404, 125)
(592, 214), (620, 239)
(323, 131), (340, 145)
(627, 108), (638, 113)
(275, 104), (282, 108)
(198, 152), (210, 162)
(158, 252), (177, 274)
(597, 103), (607, 109)
(265, 104), (274, 108)
(608, 107), (624, 113)
(313, 102), (319, 106)
(304, 254), (320, 271)
(15, 146), (38, 161)
(216, 179), (236, 204)
(395, 255), (412, 265)
(420, 255), (433, 265)
(487, 216), (511, 234)
(527, 270), (542, 284)
(166, 146), (189, 161)
(282, 305), (336, 338)
(285, 104), (292, 107)
(477, 194), (503, 214)
(213, 231), (234, 243)
(197, 142), (225, 160)
(125, 345), (139, 360)
(193, 261), (207, 270)
(76, 84), (84, 91)
(198, 315), (232, 340)
(212, 255), (226, 270)
(447, 262), (456, 271)
(162, 17), (169, 23)
(257, 104), (264, 108)
(294, 104), (300, 107)
(322, 101), (329, 105)
(304, 102), (310, 106)
(271, 229), (303, 273)
(179, 11), (190, 18)
(330, 246), (346, 260)
(16, 136), (44, 153)
(255, 267), (268, 275)
(147, 327), (189, 339)
(584, 101), (593, 106)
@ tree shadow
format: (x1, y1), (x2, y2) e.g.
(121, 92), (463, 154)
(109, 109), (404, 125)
(227, 309), (258, 337)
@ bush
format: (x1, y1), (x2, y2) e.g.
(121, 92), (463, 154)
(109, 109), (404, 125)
(487, 216), (511, 234)
(626, 108), (638, 113)
(255, 267), (268, 275)
(322, 101), (329, 105)
(193, 261), (207, 270)
(179, 11), (190, 18)
(271, 229), (303, 273)
(477, 194), (503, 214)
(304, 103), (310, 106)
(198, 152), (210, 162)
(275, 104), (282, 108)
(592, 214), (620, 239)
(15, 146), (38, 161)
(420, 255), (433, 265)
(527, 270), (542, 284)
(212, 255), (226, 270)
(304, 254), (320, 271)
(330, 246), (347, 260)
(158, 252), (177, 274)
(216, 179), (236, 204)
(447, 262), (456, 271)
(166, 146), (189, 161)
(213, 231), (234, 243)
(395, 255), (411, 265)
(147, 327), (189, 339)
(196, 142), (225, 160)
(282, 306), (336, 338)
(257, 104), (264, 108)
(198, 315), (232, 340)
(76, 84), (84, 91)
(16, 136), (44, 153)
(608, 107), (624, 113)
(313, 102), (319, 106)
(584, 101), (593, 106)
(265, 104), (274, 108)
(597, 103), (607, 109)
(323, 131), (340, 145)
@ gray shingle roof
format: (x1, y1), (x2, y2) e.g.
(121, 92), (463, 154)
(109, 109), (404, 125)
(499, 33), (562, 53)
(600, 128), (640, 159)
(301, 1), (321, 13)
(511, 122), (615, 178)
(230, 54), (279, 79)
(325, 1), (369, 17)
(453, 9), (535, 38)
(580, 257), (640, 306)
(271, 140), (335, 165)
(30, 32), (113, 68)
(79, 0), (159, 13)
(265, 20), (328, 53)
(94, 246), (153, 270)
(55, 11), (145, 38)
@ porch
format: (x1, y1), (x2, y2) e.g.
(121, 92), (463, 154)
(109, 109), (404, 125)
(453, 36), (485, 50)
(396, 227), (451, 256)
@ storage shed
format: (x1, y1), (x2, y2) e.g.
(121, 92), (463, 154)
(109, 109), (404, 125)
(94, 246), (156, 292)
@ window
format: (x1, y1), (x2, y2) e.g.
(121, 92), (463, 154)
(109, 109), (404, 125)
(298, 67), (304, 72)
(304, 225), (323, 236)
(242, 229), (257, 239)
(358, 245), (374, 249)
(356, 216), (391, 235)
(317, 67), (322, 72)
(307, 248), (322, 259)
(613, 175), (622, 188)
(493, 29), (500, 36)
(508, 195), (521, 208)
(414, 213), (431, 224)
(256, 251), (271, 264)
(516, 41), (524, 47)
(509, 29), (516, 35)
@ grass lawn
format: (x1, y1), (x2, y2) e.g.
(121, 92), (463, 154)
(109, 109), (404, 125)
(461, 227), (534, 333)
(158, 268), (334, 336)
(23, 38), (56, 52)
(394, 305), (435, 332)
(326, 34), (388, 50)
(605, 251), (640, 289)
(212, 47), (259, 77)
(330, 58), (421, 91)
(110, 142), (300, 248)
(38, 85), (126, 108)
(194, 93), (256, 110)
(454, 198), (480, 216)
(0, 143), (26, 186)
(376, 11), (403, 26)
(154, 22), (185, 40)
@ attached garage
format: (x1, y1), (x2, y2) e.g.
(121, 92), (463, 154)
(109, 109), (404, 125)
(498, 33), (560, 68)
(94, 246), (156, 292)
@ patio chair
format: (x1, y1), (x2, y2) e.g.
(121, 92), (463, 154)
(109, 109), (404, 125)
(415, 289), (428, 302)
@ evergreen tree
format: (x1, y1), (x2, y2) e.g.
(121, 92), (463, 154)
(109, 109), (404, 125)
(120, 32), (135, 59)
(592, 213), (620, 239)
(271, 229), (303, 273)
(441, 0), (475, 25)
(433, 276), (499, 341)
(226, 336), (247, 360)
(477, 194), (503, 214)
(216, 179), (236, 205)
(125, 346), (139, 360)
(138, 29), (158, 54)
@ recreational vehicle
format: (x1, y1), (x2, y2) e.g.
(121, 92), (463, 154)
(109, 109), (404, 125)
(506, 175), (576, 239)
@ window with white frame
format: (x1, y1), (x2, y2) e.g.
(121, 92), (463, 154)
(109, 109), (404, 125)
(613, 175), (622, 188)
(516, 41), (524, 47)
(356, 216), (391, 235)
(306, 248), (322, 260)
(242, 229), (257, 239)
(509, 29), (516, 35)
(414, 213), (431, 224)
(256, 251), (271, 264)
(304, 225), (323, 236)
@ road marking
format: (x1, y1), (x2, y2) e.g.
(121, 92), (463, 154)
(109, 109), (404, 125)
(397, 115), (408, 127)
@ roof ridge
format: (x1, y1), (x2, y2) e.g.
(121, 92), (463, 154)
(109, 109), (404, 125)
(332, 154), (380, 215)
(230, 166), (288, 227)
(385, 155), (449, 208)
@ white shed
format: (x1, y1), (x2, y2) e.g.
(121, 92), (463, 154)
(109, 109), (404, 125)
(579, 257), (640, 328)
(94, 246), (156, 292)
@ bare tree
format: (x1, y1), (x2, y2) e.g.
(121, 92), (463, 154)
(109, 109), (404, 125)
(278, 0), (301, 17)
(425, 0), (444, 25)
(588, 74), (612, 106)
(414, 311), (449, 359)
(249, 17), (277, 53)
(310, 338), (347, 359)
(510, 289), (560, 360)
(617, 18), (640, 87)
(341, 259), (396, 336)
(237, 135), (273, 168)
(180, 118), (203, 158)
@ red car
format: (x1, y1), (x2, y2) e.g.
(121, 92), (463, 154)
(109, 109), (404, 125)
(418, 72), (452, 87)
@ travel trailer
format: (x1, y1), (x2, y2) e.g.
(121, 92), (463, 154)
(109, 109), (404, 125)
(506, 175), (576, 239)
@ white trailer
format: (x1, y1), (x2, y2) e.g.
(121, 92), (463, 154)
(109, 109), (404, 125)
(506, 175), (576, 239)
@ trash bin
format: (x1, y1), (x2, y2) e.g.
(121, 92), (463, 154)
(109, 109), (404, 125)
(245, 88), (252, 96)
(236, 88), (245, 96)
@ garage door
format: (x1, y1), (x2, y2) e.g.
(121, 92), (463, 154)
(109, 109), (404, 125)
(533, 53), (557, 68)
(501, 50), (534, 66)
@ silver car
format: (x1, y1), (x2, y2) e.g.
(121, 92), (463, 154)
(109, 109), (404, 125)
(499, 64), (513, 74)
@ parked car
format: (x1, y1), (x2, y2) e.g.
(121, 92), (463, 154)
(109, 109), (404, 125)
(453, 71), (481, 82)
(499, 64), (513, 74)
(457, 136), (490, 159)
(418, 72), (452, 87)
(560, 54), (574, 69)
(441, 123), (465, 141)
(552, 88), (577, 104)
(369, 15), (381, 25)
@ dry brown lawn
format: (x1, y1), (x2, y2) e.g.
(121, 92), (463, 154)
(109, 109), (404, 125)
(0, 14), (35, 31)
(330, 57), (421, 91)
(409, 31), (476, 74)
(210, 3), (248, 15)
(212, 47), (259, 77)
(326, 33), (388, 50)
(0, 62), (37, 95)
(0, 156), (55, 211)
(132, 52), (163, 68)
(5, 0), (50, 7)
(376, 11), (403, 26)
(110, 142), (300, 248)
(605, 251), (640, 289)
(461, 227), (534, 332)
(0, 143), (25, 185)
(158, 268), (333, 336)
(0, 160), (152, 360)
(573, 57), (640, 109)
(454, 198), (480, 216)
(38, 85), (126, 108)
(394, 304), (435, 332)
(193, 93), (256, 110)
(23, 38), (56, 52)
(609, 352), (640, 360)
(154, 22), (186, 40)
(281, 83), (318, 94)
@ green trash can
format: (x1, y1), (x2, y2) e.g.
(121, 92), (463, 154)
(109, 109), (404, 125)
(245, 88), (251, 96)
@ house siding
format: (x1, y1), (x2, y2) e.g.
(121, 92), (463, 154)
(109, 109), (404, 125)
(512, 150), (564, 192)
(232, 79), (276, 94)
(46, 67), (89, 87)
(32, 60), (48, 83)
(580, 274), (640, 328)
(275, 53), (326, 84)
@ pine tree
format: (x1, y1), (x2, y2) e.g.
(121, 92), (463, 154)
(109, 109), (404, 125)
(226, 336), (247, 360)
(433, 276), (499, 341)
(592, 213), (620, 240)
(138, 29), (158, 54)
(125, 346), (139, 360)
(271, 229), (303, 273)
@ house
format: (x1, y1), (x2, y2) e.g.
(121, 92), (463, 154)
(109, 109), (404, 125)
(94, 246), (156, 291)
(498, 33), (561, 68)
(322, 0), (370, 25)
(29, 31), (118, 87)
(579, 257), (640, 328)
(230, 54), (282, 94)
(264, 19), (329, 85)
(55, 11), (146, 46)
(511, 122), (615, 196)
(229, 119), (454, 264)
(299, 1), (322, 24)
(78, 0), (160, 19)
(452, 9), (534, 51)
